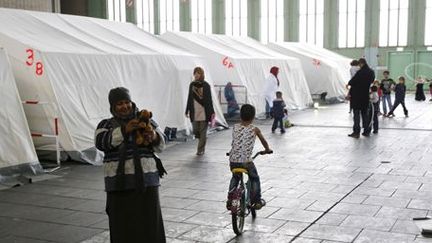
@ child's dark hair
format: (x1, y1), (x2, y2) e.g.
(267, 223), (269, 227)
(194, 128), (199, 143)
(383, 70), (390, 75)
(276, 91), (282, 97)
(350, 60), (359, 66)
(399, 76), (405, 81)
(240, 104), (255, 121)
(371, 86), (378, 92)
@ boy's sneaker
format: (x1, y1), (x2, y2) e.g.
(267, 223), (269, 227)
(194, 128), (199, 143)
(271, 130), (275, 133)
(281, 129), (286, 134)
(226, 200), (232, 210)
(252, 199), (266, 210)
(373, 130), (378, 134)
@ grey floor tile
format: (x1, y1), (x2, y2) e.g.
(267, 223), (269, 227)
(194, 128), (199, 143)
(302, 224), (362, 242)
(266, 198), (315, 210)
(340, 215), (396, 231)
(164, 221), (199, 238)
(269, 209), (322, 223)
(315, 213), (348, 226)
(185, 200), (227, 214)
(183, 212), (232, 227)
(375, 206), (428, 220)
(228, 231), (293, 243)
(408, 199), (432, 211)
(0, 235), (52, 243)
(161, 208), (199, 222)
(354, 229), (416, 243)
(330, 202), (381, 217)
(80, 230), (109, 243)
(48, 211), (107, 227)
(275, 221), (310, 236)
(160, 196), (200, 209)
(362, 196), (411, 208)
(178, 225), (235, 242)
(240, 217), (286, 233)
(391, 219), (422, 235)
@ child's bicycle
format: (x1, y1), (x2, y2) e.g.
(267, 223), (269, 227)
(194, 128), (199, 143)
(226, 150), (273, 235)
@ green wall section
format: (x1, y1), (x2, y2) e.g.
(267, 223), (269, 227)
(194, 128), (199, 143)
(87, 0), (106, 19)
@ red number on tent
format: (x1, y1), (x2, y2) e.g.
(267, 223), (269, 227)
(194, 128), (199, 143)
(26, 49), (34, 66)
(222, 56), (234, 69)
(35, 62), (43, 76)
(222, 57), (228, 66)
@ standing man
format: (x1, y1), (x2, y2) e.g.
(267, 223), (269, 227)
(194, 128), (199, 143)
(347, 58), (375, 138)
(264, 66), (280, 119)
(185, 67), (215, 155)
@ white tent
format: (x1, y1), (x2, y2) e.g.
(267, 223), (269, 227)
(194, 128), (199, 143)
(161, 32), (312, 114)
(268, 42), (351, 99)
(267, 42), (351, 101)
(0, 8), (227, 164)
(0, 47), (40, 177)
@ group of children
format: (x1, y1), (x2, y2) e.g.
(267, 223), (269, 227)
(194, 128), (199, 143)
(347, 63), (430, 134)
(368, 74), (409, 134)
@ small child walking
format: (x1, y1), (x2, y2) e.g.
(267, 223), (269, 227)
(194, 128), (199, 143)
(370, 86), (379, 134)
(386, 76), (408, 118)
(226, 104), (272, 210)
(272, 91), (286, 134)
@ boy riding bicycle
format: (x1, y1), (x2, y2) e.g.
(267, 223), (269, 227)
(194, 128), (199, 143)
(226, 104), (272, 210)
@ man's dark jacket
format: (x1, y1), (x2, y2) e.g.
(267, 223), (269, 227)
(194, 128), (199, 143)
(348, 65), (375, 110)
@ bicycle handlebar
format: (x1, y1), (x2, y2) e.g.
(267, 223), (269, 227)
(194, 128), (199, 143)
(226, 150), (273, 159)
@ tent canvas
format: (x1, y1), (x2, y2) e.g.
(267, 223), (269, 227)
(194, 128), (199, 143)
(0, 47), (40, 177)
(267, 42), (351, 101)
(0, 8), (226, 164)
(161, 32), (312, 114)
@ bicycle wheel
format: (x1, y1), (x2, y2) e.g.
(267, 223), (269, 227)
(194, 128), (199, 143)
(246, 180), (256, 219)
(232, 187), (245, 235)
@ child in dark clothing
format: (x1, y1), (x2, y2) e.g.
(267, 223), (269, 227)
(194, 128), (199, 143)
(370, 86), (379, 133)
(271, 91), (286, 134)
(387, 76), (408, 118)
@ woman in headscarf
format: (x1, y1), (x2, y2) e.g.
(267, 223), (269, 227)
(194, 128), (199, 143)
(224, 82), (239, 117)
(95, 87), (167, 243)
(185, 67), (215, 155)
(264, 66), (280, 118)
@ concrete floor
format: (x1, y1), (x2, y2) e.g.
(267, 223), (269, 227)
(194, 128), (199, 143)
(1, 94), (432, 243)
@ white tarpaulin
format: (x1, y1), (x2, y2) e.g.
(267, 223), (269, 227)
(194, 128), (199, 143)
(267, 42), (351, 101)
(0, 8), (227, 164)
(0, 47), (40, 176)
(161, 32), (312, 113)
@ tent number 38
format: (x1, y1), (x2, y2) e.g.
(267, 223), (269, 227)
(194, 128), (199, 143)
(25, 49), (44, 76)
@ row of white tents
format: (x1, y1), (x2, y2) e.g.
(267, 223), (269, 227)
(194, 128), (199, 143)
(0, 8), (352, 176)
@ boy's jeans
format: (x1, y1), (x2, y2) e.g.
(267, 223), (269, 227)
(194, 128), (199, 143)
(382, 94), (392, 114)
(228, 162), (261, 204)
(272, 117), (284, 132)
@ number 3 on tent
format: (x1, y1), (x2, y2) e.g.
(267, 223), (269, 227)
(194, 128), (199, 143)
(26, 49), (34, 66)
